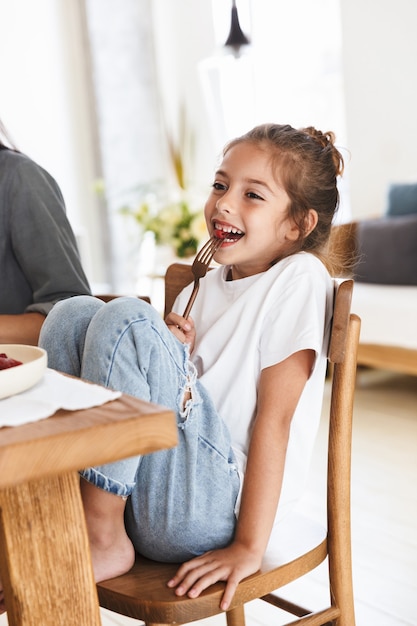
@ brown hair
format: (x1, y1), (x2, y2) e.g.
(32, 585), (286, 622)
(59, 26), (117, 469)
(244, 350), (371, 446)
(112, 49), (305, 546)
(224, 123), (345, 273)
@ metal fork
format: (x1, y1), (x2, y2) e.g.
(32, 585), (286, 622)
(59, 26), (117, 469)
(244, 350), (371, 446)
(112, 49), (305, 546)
(182, 236), (222, 318)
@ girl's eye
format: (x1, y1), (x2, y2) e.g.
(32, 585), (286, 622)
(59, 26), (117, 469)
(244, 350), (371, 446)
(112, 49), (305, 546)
(247, 191), (264, 200)
(212, 181), (227, 191)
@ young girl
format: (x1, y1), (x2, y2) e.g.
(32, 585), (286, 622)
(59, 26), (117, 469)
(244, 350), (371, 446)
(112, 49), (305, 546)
(39, 123), (344, 612)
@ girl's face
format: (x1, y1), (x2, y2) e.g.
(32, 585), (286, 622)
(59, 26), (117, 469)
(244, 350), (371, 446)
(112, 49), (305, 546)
(205, 142), (301, 279)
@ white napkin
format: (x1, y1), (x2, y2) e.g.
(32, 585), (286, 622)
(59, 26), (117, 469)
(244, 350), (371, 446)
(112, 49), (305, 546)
(0, 368), (122, 427)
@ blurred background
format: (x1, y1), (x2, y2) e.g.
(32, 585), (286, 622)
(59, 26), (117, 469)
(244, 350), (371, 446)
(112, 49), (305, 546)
(1, 0), (416, 293)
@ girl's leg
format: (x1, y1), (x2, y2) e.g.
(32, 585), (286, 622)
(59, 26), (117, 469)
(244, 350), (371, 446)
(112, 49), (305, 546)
(126, 378), (240, 562)
(79, 478), (135, 582)
(79, 297), (239, 563)
(42, 296), (239, 572)
(71, 296), (193, 580)
(39, 296), (133, 581)
(39, 295), (104, 376)
(77, 295), (191, 492)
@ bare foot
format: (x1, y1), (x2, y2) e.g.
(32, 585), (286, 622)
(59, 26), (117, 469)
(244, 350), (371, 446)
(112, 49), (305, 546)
(80, 478), (135, 582)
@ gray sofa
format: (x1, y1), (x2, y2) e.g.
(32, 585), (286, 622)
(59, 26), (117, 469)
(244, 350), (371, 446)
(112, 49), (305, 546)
(329, 208), (417, 376)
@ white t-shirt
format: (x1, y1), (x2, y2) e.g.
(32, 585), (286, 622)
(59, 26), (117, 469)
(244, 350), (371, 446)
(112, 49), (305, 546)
(173, 252), (333, 541)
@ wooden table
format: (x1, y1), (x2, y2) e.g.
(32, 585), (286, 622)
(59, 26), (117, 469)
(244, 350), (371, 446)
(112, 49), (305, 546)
(0, 393), (177, 626)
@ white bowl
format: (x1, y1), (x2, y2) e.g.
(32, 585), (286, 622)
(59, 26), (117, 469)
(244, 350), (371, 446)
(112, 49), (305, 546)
(0, 344), (48, 400)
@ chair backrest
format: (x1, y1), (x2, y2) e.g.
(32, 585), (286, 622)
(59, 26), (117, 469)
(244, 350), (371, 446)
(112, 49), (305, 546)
(327, 221), (358, 277)
(164, 263), (195, 317)
(328, 278), (354, 363)
(326, 279), (360, 616)
(95, 294), (151, 304)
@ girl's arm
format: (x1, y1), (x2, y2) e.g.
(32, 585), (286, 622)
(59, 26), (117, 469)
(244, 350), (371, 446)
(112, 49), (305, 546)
(167, 348), (315, 610)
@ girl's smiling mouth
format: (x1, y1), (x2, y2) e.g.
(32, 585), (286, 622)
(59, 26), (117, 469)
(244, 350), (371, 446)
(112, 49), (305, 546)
(213, 222), (244, 243)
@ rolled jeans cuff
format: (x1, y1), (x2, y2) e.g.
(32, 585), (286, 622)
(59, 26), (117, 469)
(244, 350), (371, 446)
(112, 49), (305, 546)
(79, 467), (135, 498)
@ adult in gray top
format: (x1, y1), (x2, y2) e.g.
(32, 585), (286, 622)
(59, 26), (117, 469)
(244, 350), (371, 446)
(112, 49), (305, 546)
(0, 121), (91, 345)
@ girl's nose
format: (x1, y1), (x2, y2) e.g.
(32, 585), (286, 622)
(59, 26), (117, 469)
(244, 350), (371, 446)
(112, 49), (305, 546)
(215, 190), (234, 214)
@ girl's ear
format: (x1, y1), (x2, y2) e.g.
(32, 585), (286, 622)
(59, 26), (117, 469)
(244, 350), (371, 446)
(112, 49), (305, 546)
(286, 209), (318, 242)
(305, 209), (318, 237)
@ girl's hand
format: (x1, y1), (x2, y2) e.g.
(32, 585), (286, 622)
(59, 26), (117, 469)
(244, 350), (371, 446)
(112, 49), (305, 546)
(165, 312), (196, 349)
(166, 543), (262, 611)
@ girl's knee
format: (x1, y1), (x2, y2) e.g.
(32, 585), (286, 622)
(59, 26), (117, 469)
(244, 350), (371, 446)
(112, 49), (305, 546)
(40, 295), (103, 340)
(96, 297), (159, 325)
(53, 295), (103, 318)
(82, 297), (161, 353)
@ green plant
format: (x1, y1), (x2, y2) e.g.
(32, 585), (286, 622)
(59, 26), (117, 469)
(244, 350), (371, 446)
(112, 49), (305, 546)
(121, 192), (206, 258)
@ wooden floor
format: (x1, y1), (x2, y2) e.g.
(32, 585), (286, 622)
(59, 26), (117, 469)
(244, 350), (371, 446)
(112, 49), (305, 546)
(2, 368), (416, 625)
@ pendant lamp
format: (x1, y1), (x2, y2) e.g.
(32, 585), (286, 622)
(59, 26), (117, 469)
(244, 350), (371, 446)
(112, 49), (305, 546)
(224, 0), (250, 57)
(198, 0), (254, 147)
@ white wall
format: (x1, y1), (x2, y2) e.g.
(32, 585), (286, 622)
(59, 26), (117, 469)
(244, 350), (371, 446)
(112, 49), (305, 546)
(84, 0), (167, 292)
(340, 0), (417, 218)
(150, 0), (218, 185)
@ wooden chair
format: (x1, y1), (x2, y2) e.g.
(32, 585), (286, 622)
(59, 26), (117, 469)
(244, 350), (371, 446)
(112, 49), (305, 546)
(97, 263), (361, 626)
(95, 294), (151, 305)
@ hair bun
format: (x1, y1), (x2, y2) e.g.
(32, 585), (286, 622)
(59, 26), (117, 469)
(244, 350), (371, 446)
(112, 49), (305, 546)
(303, 127), (344, 177)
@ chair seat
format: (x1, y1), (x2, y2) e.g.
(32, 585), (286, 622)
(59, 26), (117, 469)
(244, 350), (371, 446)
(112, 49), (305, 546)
(97, 513), (328, 624)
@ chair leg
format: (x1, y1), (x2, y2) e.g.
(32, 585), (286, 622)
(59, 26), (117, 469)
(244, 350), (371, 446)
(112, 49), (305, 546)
(226, 605), (245, 626)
